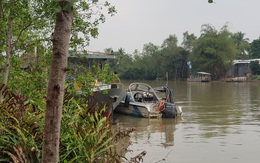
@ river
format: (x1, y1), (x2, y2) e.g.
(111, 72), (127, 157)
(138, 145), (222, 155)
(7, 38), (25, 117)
(113, 80), (260, 163)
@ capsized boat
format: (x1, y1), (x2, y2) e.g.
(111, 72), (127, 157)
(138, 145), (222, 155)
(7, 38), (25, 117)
(114, 83), (182, 118)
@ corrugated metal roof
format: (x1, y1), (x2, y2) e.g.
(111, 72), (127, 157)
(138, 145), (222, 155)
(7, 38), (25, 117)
(68, 51), (116, 59)
(233, 59), (260, 65)
(197, 72), (211, 75)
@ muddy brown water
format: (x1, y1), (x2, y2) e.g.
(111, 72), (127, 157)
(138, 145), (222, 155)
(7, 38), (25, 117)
(113, 80), (260, 163)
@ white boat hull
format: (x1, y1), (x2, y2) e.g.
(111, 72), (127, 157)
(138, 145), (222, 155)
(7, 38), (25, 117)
(115, 102), (160, 118)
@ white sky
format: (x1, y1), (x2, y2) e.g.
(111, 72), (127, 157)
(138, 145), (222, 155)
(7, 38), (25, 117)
(87, 0), (260, 54)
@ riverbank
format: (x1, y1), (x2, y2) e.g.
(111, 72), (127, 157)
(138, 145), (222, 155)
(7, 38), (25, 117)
(219, 75), (260, 82)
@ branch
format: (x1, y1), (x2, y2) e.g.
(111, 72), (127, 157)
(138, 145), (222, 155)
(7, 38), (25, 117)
(154, 150), (173, 163)
(11, 21), (34, 51)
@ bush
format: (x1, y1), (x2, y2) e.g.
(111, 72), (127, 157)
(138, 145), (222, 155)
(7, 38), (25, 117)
(0, 85), (136, 162)
(0, 84), (43, 162)
(250, 61), (260, 75)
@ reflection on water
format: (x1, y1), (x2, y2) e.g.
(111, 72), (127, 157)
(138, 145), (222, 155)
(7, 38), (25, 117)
(113, 114), (180, 148)
(116, 81), (260, 163)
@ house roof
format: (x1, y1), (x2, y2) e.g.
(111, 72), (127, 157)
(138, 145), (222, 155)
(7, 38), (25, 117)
(68, 51), (116, 60)
(197, 72), (211, 75)
(233, 59), (260, 65)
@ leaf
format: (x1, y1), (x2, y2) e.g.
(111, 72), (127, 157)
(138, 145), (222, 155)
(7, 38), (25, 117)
(63, 3), (72, 12)
(96, 117), (106, 131)
(3, 150), (19, 163)
(54, 5), (62, 13)
(9, 126), (27, 143)
(13, 146), (27, 163)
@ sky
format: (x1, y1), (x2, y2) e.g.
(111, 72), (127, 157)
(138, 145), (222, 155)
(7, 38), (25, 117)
(87, 0), (260, 54)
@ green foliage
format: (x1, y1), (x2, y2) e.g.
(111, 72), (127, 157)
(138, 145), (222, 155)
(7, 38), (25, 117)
(250, 61), (260, 75)
(112, 53), (135, 79)
(190, 24), (237, 79)
(0, 84), (43, 162)
(60, 98), (115, 162)
(161, 34), (178, 49)
(69, 0), (116, 51)
(231, 32), (250, 59)
(0, 54), (49, 109)
(0, 0), (54, 52)
(182, 31), (197, 52)
(0, 85), (135, 162)
(111, 35), (189, 80)
(67, 59), (120, 96)
(249, 38), (260, 58)
(0, 0), (116, 87)
(109, 23), (260, 81)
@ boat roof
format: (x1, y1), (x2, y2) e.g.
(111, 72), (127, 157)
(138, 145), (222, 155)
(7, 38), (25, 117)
(197, 72), (211, 75)
(129, 83), (154, 92)
(128, 82), (160, 101)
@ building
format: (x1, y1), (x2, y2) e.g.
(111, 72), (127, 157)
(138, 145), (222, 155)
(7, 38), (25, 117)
(226, 59), (260, 77)
(68, 51), (116, 73)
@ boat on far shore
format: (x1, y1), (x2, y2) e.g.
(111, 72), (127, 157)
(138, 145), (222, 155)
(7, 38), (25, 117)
(223, 76), (247, 82)
(114, 82), (182, 118)
(187, 72), (211, 82)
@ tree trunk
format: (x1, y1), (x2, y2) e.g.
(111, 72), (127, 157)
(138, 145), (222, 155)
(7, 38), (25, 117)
(0, 14), (12, 101)
(41, 3), (73, 162)
(3, 15), (12, 85)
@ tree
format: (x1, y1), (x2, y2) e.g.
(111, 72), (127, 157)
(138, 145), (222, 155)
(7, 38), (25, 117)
(41, 1), (116, 162)
(250, 37), (260, 58)
(3, 10), (12, 87)
(161, 34), (178, 49)
(1, 1), (28, 86)
(41, 1), (73, 162)
(142, 42), (159, 56)
(107, 47), (126, 73)
(232, 32), (250, 59)
(0, 1), (15, 101)
(159, 46), (188, 80)
(0, 0), (53, 101)
(250, 61), (260, 75)
(182, 31), (197, 52)
(190, 24), (237, 79)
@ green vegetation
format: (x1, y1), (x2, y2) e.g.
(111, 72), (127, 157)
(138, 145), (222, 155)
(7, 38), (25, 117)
(0, 83), (136, 162)
(250, 37), (260, 59)
(108, 24), (260, 80)
(191, 25), (237, 79)
(0, 0), (259, 161)
(250, 61), (260, 75)
(0, 0), (133, 162)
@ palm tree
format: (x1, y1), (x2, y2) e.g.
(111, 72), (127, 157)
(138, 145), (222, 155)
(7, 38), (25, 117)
(232, 32), (250, 59)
